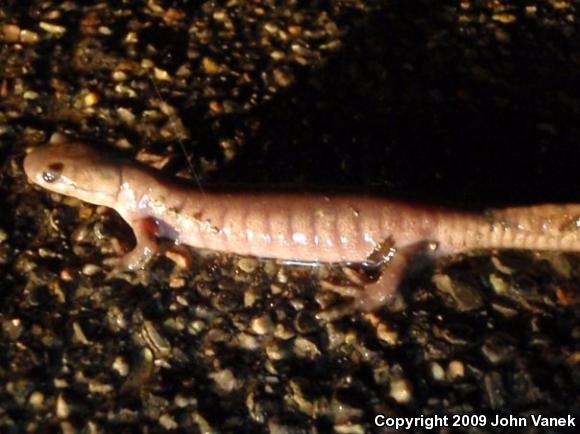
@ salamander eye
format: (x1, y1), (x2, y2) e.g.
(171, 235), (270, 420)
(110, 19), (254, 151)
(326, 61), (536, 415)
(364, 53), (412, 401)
(42, 162), (64, 183)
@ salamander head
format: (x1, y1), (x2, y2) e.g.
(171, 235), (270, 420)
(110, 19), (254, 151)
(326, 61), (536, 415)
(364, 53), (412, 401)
(23, 134), (121, 207)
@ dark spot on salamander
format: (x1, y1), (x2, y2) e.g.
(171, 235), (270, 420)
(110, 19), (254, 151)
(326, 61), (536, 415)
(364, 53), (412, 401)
(42, 162), (64, 183)
(49, 162), (64, 172)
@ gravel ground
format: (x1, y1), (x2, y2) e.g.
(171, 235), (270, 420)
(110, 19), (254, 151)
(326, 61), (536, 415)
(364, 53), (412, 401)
(1, 0), (580, 433)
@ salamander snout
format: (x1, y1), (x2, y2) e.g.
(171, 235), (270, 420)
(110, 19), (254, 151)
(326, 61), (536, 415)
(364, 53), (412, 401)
(24, 139), (121, 207)
(23, 152), (63, 185)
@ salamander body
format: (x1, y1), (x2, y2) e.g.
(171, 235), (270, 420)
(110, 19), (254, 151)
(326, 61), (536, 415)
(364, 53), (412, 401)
(23, 134), (580, 310)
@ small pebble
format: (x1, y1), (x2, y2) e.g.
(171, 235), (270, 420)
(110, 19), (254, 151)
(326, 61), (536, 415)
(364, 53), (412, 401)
(251, 314), (273, 335)
(2, 318), (23, 340)
(266, 340), (288, 361)
(117, 107), (136, 125)
(112, 356), (129, 377)
(20, 29), (39, 44)
(202, 57), (222, 74)
(39, 22), (66, 35)
(60, 422), (75, 434)
(334, 423), (365, 434)
(238, 333), (259, 350)
(276, 269), (288, 283)
(489, 273), (510, 295)
(53, 377), (68, 388)
(88, 381), (113, 394)
(2, 24), (20, 42)
(390, 378), (412, 404)
(293, 336), (321, 359)
(274, 324), (295, 340)
(83, 91), (100, 107)
(72, 322), (90, 345)
(433, 273), (483, 311)
(244, 288), (259, 307)
(169, 276), (186, 288)
(430, 362), (445, 381)
(238, 257), (259, 273)
(56, 394), (70, 419)
(447, 360), (465, 380)
(28, 391), (44, 409)
(82, 264), (101, 276)
(159, 414), (178, 430)
(492, 13), (517, 24)
(165, 248), (191, 268)
(188, 320), (206, 335)
(272, 68), (295, 87)
(209, 369), (239, 394)
(174, 394), (195, 408)
(376, 322), (398, 345)
(23, 91), (39, 100)
(112, 70), (128, 81)
(154, 67), (171, 81)
(98, 26), (112, 36)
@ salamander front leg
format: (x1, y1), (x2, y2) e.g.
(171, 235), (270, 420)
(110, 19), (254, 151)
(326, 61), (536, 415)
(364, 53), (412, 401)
(357, 248), (411, 311)
(108, 218), (159, 270)
(358, 241), (437, 311)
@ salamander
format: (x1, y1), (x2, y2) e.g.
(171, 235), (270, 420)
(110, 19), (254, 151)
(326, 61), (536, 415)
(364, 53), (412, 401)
(23, 133), (580, 310)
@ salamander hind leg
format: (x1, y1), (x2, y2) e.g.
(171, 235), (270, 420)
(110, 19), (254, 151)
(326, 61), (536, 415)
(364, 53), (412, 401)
(320, 238), (413, 311)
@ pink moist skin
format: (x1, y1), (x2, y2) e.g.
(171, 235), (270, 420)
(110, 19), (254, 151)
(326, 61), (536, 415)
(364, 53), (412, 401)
(23, 134), (580, 310)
